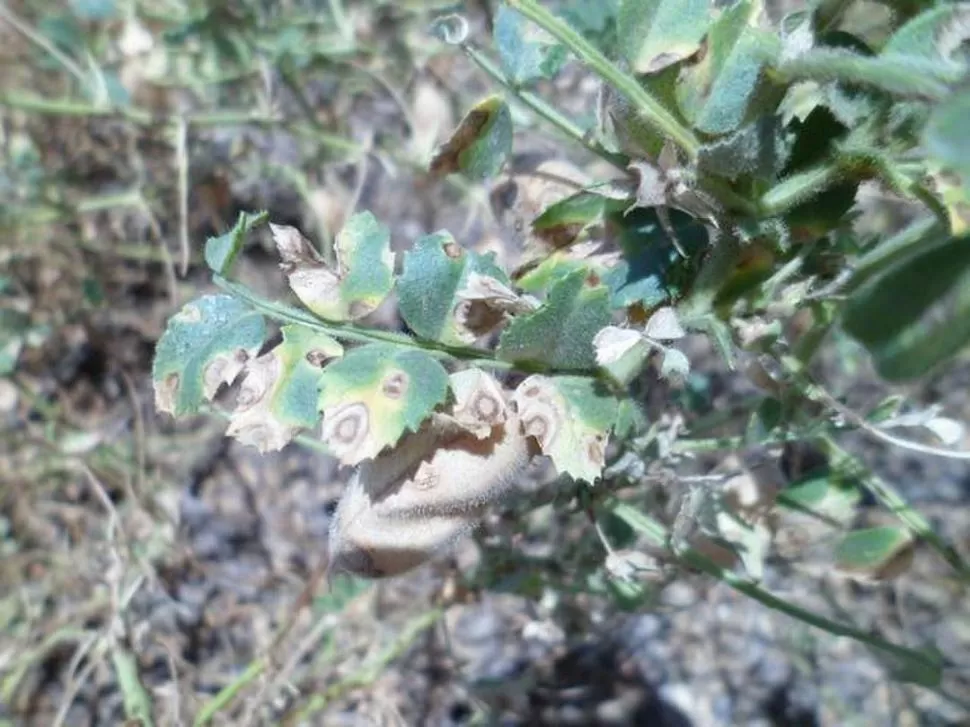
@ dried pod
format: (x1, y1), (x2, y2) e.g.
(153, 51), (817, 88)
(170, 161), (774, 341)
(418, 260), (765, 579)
(328, 414), (531, 578)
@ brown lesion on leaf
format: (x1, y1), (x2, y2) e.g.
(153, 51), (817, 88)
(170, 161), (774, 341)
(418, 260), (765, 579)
(453, 299), (506, 342)
(381, 371), (409, 400)
(586, 434), (606, 468)
(233, 353), (278, 411)
(202, 348), (250, 400)
(322, 401), (371, 463)
(305, 349), (333, 367)
(429, 107), (492, 177)
(154, 372), (180, 415)
(470, 390), (501, 422)
(443, 241), (464, 259)
(348, 300), (372, 319)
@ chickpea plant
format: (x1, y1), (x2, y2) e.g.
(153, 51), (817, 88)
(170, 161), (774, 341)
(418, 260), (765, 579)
(153, 0), (970, 688)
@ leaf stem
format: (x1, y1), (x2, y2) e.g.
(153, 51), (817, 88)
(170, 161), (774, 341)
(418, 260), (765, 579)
(214, 276), (517, 369)
(503, 0), (700, 160)
(607, 500), (943, 679)
(462, 44), (628, 170)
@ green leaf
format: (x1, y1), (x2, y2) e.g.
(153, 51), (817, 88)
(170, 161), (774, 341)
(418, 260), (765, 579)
(498, 269), (611, 369)
(226, 325), (344, 452)
(512, 374), (618, 484)
(430, 95), (513, 180)
(842, 231), (970, 381)
(676, 0), (777, 135)
(618, 0), (711, 74)
(777, 473), (861, 526)
(397, 231), (509, 345)
(530, 189), (628, 249)
(152, 295), (266, 417)
(882, 4), (970, 67)
(272, 212), (394, 322)
(494, 5), (567, 84)
(317, 343), (449, 465)
(697, 115), (791, 182)
(204, 210), (268, 275)
(924, 85), (970, 182)
(835, 526), (914, 579)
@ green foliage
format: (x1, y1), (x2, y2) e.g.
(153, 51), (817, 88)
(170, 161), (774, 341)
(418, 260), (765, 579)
(148, 0), (970, 686)
(226, 325), (344, 453)
(618, 0), (710, 74)
(924, 85), (970, 181)
(397, 231), (509, 346)
(494, 5), (567, 84)
(835, 526), (914, 578)
(512, 374), (618, 484)
(676, 0), (775, 135)
(430, 95), (513, 180)
(317, 343), (450, 465)
(842, 229), (970, 380)
(153, 295), (266, 417)
(204, 210), (268, 275)
(272, 212), (394, 322)
(498, 269), (612, 369)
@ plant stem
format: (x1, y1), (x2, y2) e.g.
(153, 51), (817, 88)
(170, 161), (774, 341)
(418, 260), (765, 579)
(607, 500), (943, 678)
(759, 162), (842, 216)
(214, 276), (516, 370)
(463, 44), (629, 171)
(503, 0), (700, 160)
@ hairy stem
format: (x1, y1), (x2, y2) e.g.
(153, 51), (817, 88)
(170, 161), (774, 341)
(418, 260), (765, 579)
(503, 0), (700, 160)
(759, 162), (843, 216)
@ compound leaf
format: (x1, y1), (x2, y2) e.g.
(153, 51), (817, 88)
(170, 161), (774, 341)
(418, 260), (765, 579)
(618, 0), (711, 74)
(273, 212), (394, 322)
(397, 231), (510, 345)
(430, 95), (513, 180)
(226, 325), (344, 452)
(153, 294), (266, 417)
(498, 268), (611, 369)
(494, 5), (567, 84)
(204, 210), (268, 275)
(317, 343), (449, 465)
(512, 374), (618, 484)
